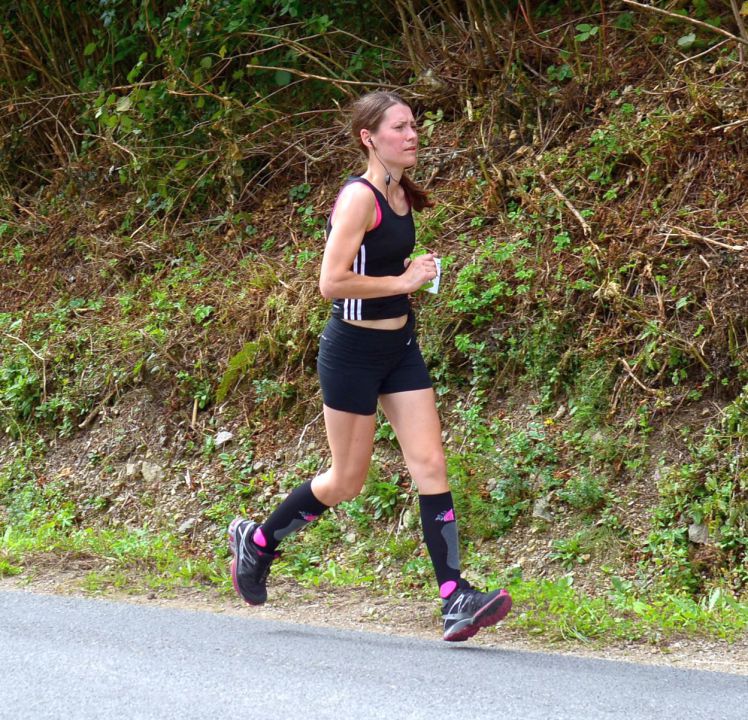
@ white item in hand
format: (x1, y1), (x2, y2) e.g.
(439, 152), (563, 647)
(425, 257), (441, 294)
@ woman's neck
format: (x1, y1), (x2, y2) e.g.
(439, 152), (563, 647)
(362, 165), (403, 194)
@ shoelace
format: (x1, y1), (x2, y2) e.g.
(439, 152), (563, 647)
(445, 592), (472, 615)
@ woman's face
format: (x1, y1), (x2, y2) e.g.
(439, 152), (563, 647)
(366, 103), (418, 169)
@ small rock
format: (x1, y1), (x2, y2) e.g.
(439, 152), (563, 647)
(215, 431), (233, 448)
(125, 461), (141, 478)
(252, 461), (266, 472)
(532, 497), (554, 522)
(178, 518), (197, 534)
(141, 461), (165, 483)
(688, 523), (709, 545)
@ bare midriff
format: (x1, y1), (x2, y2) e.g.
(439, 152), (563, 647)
(342, 314), (408, 330)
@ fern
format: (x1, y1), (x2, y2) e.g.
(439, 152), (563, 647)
(215, 341), (261, 403)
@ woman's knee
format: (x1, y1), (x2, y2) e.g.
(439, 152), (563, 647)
(312, 467), (367, 505)
(409, 449), (446, 482)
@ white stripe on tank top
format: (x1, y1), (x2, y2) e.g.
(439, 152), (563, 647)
(344, 246), (366, 321)
(357, 246), (366, 320)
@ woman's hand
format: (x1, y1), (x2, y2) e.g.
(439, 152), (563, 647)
(401, 253), (438, 294)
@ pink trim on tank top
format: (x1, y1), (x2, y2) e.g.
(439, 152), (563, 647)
(372, 195), (382, 229)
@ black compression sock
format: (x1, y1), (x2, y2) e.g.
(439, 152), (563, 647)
(253, 480), (329, 553)
(419, 491), (462, 598)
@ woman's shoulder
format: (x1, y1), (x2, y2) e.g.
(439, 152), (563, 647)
(333, 178), (378, 213)
(329, 177), (379, 229)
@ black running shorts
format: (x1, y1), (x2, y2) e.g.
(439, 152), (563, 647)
(317, 313), (433, 416)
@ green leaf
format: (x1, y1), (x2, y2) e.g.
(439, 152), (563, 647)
(742, 1), (748, 16)
(677, 33), (696, 49)
(274, 70), (292, 86)
(200, 56), (213, 69)
(216, 341), (261, 403)
(613, 11), (634, 30)
(193, 305), (214, 324)
(84, 42), (97, 56)
(115, 96), (132, 113)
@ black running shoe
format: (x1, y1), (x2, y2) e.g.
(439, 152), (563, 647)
(228, 518), (276, 605)
(441, 581), (512, 642)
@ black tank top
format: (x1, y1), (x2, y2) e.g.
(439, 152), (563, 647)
(326, 177), (415, 321)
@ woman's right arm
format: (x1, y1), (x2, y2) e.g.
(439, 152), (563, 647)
(318, 183), (436, 300)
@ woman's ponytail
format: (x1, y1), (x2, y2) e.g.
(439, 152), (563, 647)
(400, 173), (434, 212)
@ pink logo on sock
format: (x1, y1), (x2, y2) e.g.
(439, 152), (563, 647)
(301, 513), (319, 522)
(436, 508), (455, 522)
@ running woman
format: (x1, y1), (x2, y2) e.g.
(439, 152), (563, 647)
(229, 91), (511, 642)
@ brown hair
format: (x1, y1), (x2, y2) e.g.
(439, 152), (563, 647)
(350, 91), (433, 211)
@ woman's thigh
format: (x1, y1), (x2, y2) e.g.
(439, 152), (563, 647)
(311, 405), (377, 505)
(379, 388), (448, 494)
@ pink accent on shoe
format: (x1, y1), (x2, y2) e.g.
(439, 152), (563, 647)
(443, 589), (512, 642)
(440, 580), (458, 599)
(253, 527), (267, 547)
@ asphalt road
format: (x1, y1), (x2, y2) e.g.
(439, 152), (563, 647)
(1, 590), (746, 719)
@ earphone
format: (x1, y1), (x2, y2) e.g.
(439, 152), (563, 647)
(368, 138), (392, 187)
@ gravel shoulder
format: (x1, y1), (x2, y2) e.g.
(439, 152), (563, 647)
(3, 567), (747, 677)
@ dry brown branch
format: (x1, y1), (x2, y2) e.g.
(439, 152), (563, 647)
(712, 117), (748, 133)
(78, 387), (117, 429)
(674, 38), (731, 66)
(667, 225), (747, 252)
(619, 358), (657, 395)
(622, 0), (748, 47)
(244, 64), (398, 90)
(234, 30), (351, 78)
(730, 0), (748, 43)
(539, 171), (592, 237)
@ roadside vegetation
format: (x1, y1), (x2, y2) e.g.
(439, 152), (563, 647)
(2, 0), (747, 645)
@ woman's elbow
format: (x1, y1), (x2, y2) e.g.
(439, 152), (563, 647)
(319, 277), (335, 299)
